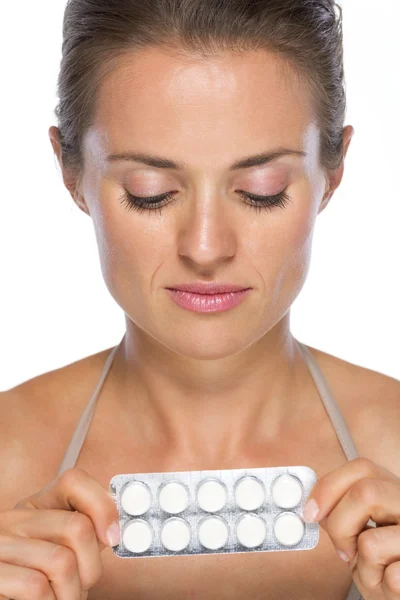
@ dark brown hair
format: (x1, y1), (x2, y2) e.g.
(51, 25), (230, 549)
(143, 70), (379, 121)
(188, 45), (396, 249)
(54, 0), (346, 190)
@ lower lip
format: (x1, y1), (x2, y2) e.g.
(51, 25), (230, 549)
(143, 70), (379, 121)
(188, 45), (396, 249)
(165, 288), (252, 313)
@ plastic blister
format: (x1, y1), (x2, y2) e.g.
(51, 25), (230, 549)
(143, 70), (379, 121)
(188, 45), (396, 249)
(109, 465), (319, 558)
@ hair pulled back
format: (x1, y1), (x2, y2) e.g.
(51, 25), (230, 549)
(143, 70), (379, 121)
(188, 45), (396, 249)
(54, 0), (346, 187)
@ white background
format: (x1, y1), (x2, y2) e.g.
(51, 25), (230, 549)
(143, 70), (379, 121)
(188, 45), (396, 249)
(0, 1), (399, 390)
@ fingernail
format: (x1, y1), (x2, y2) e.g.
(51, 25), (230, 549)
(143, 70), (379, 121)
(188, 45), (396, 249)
(303, 498), (319, 523)
(106, 520), (121, 546)
(336, 548), (350, 562)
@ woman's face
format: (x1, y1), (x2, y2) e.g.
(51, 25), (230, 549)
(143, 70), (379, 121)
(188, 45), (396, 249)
(58, 47), (351, 359)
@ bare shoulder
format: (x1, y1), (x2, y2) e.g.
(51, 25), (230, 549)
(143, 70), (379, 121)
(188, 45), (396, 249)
(4, 344), (115, 411)
(306, 344), (400, 476)
(0, 345), (115, 510)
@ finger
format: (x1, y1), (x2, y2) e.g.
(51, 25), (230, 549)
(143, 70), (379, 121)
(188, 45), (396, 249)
(14, 468), (119, 549)
(1, 509), (103, 592)
(0, 534), (83, 599)
(382, 560), (400, 600)
(304, 457), (397, 523)
(322, 478), (400, 562)
(355, 526), (400, 591)
(0, 560), (56, 600)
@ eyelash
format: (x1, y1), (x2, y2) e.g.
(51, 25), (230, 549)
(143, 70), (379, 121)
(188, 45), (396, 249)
(119, 189), (291, 216)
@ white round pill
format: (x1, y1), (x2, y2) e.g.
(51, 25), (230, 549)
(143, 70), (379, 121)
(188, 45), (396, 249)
(122, 519), (153, 553)
(271, 474), (303, 509)
(121, 481), (152, 516)
(274, 512), (305, 546)
(236, 514), (267, 548)
(160, 518), (191, 551)
(158, 481), (189, 514)
(198, 516), (229, 550)
(234, 477), (265, 511)
(197, 479), (227, 512)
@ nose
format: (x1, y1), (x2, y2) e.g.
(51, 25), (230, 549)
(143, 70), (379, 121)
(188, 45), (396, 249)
(177, 193), (237, 272)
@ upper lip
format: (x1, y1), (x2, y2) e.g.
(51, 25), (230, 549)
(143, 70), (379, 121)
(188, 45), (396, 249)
(166, 283), (251, 294)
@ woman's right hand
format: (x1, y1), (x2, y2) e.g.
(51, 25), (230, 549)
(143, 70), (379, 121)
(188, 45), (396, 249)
(0, 467), (121, 600)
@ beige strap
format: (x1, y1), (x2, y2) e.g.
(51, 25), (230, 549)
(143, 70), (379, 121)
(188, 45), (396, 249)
(56, 341), (121, 477)
(296, 341), (360, 461)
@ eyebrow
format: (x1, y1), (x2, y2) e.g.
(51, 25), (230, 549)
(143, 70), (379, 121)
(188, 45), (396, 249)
(106, 148), (307, 170)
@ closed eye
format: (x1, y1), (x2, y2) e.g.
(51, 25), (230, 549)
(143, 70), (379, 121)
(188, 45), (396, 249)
(119, 188), (292, 215)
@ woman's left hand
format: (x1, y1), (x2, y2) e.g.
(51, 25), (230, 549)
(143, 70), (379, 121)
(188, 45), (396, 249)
(303, 457), (400, 599)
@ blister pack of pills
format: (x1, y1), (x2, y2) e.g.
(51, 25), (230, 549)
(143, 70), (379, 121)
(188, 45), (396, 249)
(109, 465), (319, 558)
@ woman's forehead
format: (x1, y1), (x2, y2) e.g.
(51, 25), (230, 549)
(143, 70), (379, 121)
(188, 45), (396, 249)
(94, 47), (313, 131)
(87, 47), (318, 173)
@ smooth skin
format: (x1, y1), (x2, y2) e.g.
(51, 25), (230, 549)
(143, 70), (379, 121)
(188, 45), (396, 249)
(305, 457), (400, 599)
(49, 47), (355, 461)
(0, 467), (119, 599)
(2, 46), (399, 598)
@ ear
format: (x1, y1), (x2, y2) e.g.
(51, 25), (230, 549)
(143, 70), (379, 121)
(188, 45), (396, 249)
(48, 126), (90, 216)
(319, 125), (355, 214)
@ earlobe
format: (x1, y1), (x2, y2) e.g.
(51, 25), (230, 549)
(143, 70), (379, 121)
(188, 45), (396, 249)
(48, 126), (90, 217)
(75, 195), (91, 216)
(318, 126), (353, 215)
(317, 170), (334, 214)
(318, 166), (341, 214)
(318, 190), (332, 214)
(70, 181), (90, 216)
(64, 176), (90, 216)
(49, 126), (62, 166)
(342, 125), (355, 159)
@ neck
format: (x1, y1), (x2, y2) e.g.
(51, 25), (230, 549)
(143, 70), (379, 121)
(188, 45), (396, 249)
(110, 314), (312, 464)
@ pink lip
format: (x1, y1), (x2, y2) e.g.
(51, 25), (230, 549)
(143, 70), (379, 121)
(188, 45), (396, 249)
(165, 288), (252, 313)
(166, 283), (251, 294)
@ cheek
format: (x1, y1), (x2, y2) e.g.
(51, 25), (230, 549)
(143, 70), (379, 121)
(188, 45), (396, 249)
(251, 200), (314, 275)
(281, 210), (315, 297)
(248, 189), (316, 309)
(97, 211), (158, 298)
(84, 179), (159, 300)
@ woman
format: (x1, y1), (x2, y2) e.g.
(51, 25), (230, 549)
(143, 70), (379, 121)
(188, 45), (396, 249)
(1, 0), (399, 598)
